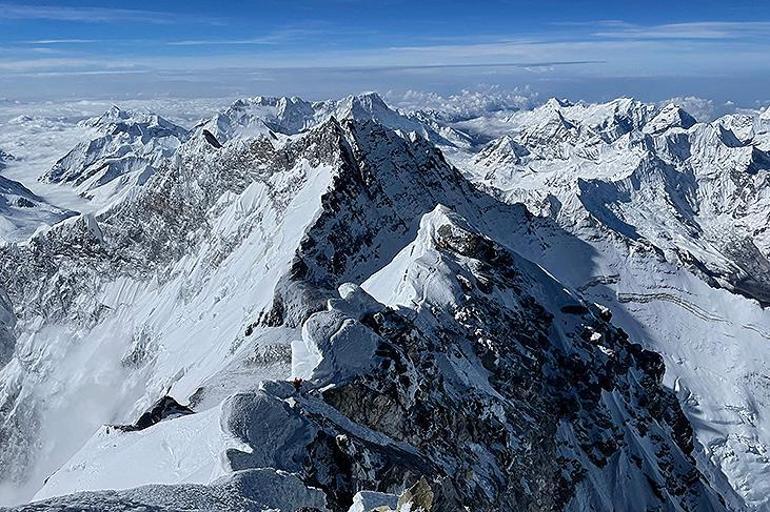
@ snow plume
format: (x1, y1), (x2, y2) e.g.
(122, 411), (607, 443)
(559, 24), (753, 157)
(385, 85), (537, 121)
(0, 321), (142, 506)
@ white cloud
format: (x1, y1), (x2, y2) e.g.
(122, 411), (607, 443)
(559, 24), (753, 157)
(22, 39), (100, 45)
(167, 26), (341, 47)
(0, 3), (222, 24)
(385, 85), (536, 118)
(593, 21), (770, 40)
(167, 39), (276, 46)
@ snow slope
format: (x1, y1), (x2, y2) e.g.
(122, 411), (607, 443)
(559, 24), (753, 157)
(0, 113), (359, 503)
(35, 401), (237, 499)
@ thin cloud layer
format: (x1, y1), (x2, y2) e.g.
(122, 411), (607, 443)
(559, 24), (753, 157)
(0, 2), (222, 24)
(592, 20), (770, 40)
(0, 2), (769, 104)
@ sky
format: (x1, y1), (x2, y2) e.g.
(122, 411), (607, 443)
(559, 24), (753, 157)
(0, 0), (769, 105)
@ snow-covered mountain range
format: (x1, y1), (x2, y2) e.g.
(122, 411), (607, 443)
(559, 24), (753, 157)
(40, 106), (189, 211)
(1, 91), (770, 511)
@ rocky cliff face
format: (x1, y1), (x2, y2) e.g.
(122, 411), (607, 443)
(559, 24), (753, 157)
(0, 288), (14, 368)
(283, 207), (726, 511)
(6, 204), (734, 510)
(0, 149), (14, 171)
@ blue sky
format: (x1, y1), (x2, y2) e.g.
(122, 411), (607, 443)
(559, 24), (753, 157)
(1, 0), (769, 104)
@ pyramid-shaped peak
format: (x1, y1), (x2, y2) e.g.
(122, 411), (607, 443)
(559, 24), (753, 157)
(644, 103), (697, 134)
(352, 91), (388, 105)
(98, 105), (131, 123)
(340, 92), (393, 115)
(333, 92), (413, 126)
(660, 103), (697, 125)
(544, 97), (573, 110)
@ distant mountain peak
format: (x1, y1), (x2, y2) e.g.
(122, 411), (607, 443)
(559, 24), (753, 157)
(544, 97), (573, 110)
(644, 103), (697, 134)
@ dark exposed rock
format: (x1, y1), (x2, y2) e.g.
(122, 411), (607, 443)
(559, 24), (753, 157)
(202, 129), (223, 148)
(559, 304), (590, 315)
(15, 197), (35, 208)
(116, 396), (194, 432)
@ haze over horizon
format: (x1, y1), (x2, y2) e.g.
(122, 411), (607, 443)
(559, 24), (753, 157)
(0, 0), (769, 106)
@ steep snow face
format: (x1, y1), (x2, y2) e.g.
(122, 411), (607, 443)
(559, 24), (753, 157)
(574, 121), (770, 306)
(357, 206), (731, 511)
(34, 401), (238, 499)
(472, 134), (530, 171)
(0, 111), (489, 504)
(644, 103), (698, 135)
(714, 114), (758, 144)
(39, 107), (188, 211)
(457, 98), (770, 307)
(21, 207), (733, 512)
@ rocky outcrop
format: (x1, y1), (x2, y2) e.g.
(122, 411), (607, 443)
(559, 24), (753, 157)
(0, 149), (15, 170)
(120, 395), (193, 431)
(0, 287), (15, 368)
(267, 208), (726, 511)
